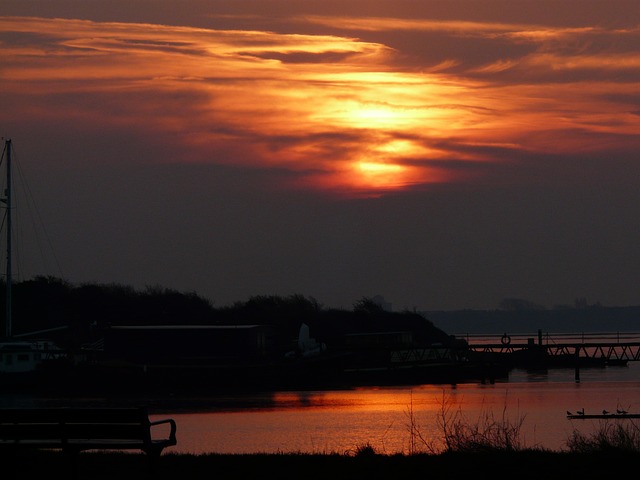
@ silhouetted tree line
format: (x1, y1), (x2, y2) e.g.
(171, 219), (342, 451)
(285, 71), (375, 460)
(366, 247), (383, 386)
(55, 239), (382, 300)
(0, 276), (454, 355)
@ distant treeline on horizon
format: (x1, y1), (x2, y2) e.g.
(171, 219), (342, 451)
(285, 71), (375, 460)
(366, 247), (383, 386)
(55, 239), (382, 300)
(2, 276), (638, 344)
(0, 276), (455, 354)
(424, 298), (640, 335)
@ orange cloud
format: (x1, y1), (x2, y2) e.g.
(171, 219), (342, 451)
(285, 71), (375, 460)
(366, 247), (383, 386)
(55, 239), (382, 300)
(2, 14), (639, 197)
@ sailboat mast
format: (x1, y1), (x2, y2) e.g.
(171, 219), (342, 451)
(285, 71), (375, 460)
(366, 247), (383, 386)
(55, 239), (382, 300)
(3, 139), (11, 338)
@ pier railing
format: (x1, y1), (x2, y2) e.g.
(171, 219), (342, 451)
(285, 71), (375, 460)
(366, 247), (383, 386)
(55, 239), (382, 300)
(459, 331), (640, 362)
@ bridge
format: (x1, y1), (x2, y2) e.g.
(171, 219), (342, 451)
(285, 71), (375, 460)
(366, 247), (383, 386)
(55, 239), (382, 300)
(462, 331), (640, 363)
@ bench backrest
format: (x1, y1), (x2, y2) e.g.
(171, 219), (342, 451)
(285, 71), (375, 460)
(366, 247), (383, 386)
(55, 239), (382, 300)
(0, 407), (152, 443)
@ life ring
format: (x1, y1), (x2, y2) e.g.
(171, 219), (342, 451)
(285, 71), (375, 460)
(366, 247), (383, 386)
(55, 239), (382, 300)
(501, 333), (511, 345)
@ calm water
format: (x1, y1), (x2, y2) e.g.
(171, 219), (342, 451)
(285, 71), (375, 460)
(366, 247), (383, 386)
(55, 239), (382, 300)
(149, 362), (640, 455)
(2, 360), (638, 455)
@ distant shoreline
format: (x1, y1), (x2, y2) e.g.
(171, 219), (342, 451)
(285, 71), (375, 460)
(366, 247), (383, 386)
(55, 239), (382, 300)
(426, 306), (640, 335)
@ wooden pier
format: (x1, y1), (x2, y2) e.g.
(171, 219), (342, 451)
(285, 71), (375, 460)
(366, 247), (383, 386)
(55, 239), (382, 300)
(464, 331), (640, 364)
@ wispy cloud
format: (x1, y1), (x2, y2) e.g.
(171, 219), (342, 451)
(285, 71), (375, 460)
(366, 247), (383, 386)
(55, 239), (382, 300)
(2, 13), (639, 197)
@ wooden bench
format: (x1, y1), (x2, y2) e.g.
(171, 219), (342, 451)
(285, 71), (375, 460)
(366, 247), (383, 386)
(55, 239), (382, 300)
(0, 406), (177, 478)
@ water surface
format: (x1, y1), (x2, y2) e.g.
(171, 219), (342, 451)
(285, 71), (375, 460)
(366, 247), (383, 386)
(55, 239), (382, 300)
(155, 363), (640, 454)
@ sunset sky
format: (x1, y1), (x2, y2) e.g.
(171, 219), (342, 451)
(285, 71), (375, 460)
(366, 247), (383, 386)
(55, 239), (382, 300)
(1, 0), (640, 312)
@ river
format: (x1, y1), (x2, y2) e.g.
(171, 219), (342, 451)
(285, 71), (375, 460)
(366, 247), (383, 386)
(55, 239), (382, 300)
(140, 361), (639, 455)
(2, 346), (638, 455)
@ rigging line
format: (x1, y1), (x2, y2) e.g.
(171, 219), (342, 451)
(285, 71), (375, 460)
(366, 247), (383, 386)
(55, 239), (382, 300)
(1, 141), (8, 281)
(1, 139), (7, 166)
(8, 143), (66, 280)
(0, 199), (5, 282)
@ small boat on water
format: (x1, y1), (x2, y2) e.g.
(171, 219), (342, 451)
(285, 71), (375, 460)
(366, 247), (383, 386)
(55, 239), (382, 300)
(566, 411), (640, 419)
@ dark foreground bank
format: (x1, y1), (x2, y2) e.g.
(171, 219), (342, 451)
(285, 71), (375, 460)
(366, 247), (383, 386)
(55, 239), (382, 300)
(6, 450), (640, 480)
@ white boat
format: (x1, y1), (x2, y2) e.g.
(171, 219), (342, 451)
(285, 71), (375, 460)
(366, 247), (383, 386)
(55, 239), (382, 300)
(0, 339), (59, 373)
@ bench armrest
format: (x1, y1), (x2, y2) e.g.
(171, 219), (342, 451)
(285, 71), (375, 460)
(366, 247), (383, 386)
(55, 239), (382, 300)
(149, 418), (177, 444)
